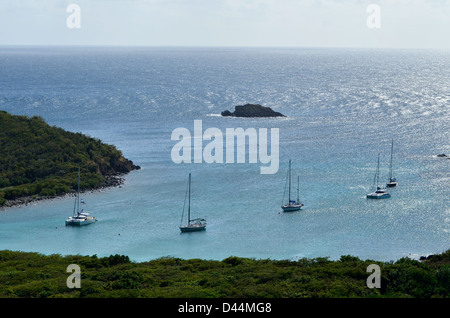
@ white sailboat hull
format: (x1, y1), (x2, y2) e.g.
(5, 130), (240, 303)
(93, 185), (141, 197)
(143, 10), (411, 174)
(65, 215), (96, 226)
(180, 218), (206, 232)
(281, 203), (303, 212)
(386, 178), (397, 187)
(366, 190), (391, 199)
(180, 223), (206, 232)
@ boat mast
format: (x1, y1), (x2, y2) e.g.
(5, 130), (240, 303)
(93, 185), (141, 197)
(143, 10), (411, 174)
(297, 175), (299, 202)
(389, 139), (394, 179)
(74, 168), (80, 216)
(77, 168), (80, 213)
(376, 153), (380, 188)
(188, 173), (191, 223)
(288, 160), (291, 203)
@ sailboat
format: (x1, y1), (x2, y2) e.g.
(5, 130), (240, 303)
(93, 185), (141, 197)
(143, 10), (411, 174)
(281, 160), (303, 212)
(180, 173), (206, 233)
(366, 153), (391, 199)
(65, 168), (97, 226)
(386, 139), (398, 188)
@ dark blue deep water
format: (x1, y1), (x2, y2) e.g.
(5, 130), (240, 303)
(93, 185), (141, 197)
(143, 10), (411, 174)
(0, 47), (448, 262)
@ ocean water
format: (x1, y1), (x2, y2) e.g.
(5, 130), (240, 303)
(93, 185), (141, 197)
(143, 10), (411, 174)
(0, 46), (448, 262)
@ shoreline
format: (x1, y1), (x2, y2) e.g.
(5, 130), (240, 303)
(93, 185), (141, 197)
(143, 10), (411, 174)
(0, 246), (446, 264)
(0, 172), (130, 211)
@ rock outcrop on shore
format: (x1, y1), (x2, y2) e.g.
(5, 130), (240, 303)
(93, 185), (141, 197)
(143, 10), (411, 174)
(221, 104), (285, 118)
(1, 171), (136, 209)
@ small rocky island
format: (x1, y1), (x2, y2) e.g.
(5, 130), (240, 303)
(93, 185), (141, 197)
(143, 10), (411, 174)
(221, 104), (285, 118)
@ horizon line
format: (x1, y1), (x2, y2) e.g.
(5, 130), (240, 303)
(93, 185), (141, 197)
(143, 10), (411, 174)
(0, 44), (448, 51)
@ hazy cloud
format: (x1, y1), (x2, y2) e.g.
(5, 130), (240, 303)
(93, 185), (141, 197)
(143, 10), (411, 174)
(0, 0), (449, 48)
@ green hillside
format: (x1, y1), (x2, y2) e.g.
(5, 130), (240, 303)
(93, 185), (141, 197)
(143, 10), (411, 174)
(0, 250), (448, 298)
(0, 111), (139, 206)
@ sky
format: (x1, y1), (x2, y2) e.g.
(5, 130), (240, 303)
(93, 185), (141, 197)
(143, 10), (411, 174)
(0, 0), (449, 49)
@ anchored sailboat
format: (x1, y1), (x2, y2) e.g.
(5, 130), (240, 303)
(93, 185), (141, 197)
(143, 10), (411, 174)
(180, 173), (206, 233)
(65, 168), (97, 226)
(366, 153), (391, 199)
(281, 160), (303, 212)
(386, 139), (398, 188)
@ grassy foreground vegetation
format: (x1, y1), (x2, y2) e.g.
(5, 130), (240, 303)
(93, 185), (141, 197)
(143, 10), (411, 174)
(0, 111), (138, 206)
(0, 250), (448, 298)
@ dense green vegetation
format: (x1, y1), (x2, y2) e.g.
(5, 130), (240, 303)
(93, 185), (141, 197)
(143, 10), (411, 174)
(0, 250), (448, 298)
(0, 111), (138, 206)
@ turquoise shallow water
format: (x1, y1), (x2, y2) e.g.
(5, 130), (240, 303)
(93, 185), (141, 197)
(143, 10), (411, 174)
(0, 47), (448, 262)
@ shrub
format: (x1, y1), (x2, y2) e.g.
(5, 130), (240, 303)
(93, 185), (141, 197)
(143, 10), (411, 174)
(222, 256), (243, 266)
(104, 254), (131, 267)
